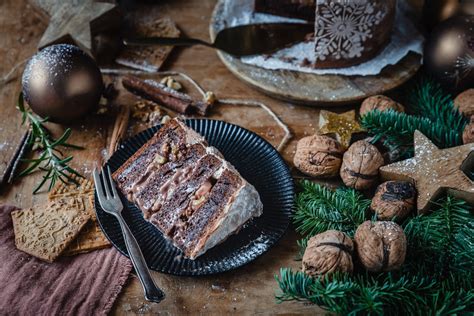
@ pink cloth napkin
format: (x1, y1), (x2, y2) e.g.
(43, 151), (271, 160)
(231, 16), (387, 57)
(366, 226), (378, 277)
(0, 205), (133, 315)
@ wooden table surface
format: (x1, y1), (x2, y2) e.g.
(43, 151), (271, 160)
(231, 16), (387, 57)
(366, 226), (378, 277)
(0, 0), (422, 314)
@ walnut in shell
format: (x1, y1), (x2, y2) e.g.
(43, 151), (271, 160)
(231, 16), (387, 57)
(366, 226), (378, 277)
(454, 89), (474, 117)
(354, 221), (406, 272)
(293, 134), (345, 177)
(340, 140), (384, 190)
(462, 116), (474, 144)
(302, 230), (354, 277)
(371, 181), (416, 220)
(359, 95), (404, 116)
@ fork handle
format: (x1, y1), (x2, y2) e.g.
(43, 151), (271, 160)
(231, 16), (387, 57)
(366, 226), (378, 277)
(115, 214), (165, 303)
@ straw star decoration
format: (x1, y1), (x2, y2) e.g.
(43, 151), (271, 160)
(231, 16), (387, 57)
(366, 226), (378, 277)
(318, 110), (363, 148)
(380, 131), (474, 213)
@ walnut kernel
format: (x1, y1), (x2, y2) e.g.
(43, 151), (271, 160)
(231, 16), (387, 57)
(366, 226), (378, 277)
(293, 134), (345, 177)
(359, 95), (404, 116)
(371, 181), (416, 220)
(302, 230), (354, 277)
(354, 220), (406, 272)
(340, 140), (384, 190)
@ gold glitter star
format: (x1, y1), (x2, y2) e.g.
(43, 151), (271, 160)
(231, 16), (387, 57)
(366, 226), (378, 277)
(318, 110), (363, 148)
(380, 131), (474, 213)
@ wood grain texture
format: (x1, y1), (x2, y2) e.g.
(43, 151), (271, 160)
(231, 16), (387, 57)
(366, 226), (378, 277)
(0, 0), (421, 314)
(210, 0), (422, 106)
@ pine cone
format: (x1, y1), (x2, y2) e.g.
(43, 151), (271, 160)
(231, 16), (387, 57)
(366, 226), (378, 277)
(293, 134), (345, 177)
(354, 221), (406, 272)
(340, 140), (384, 190)
(371, 181), (416, 220)
(359, 95), (404, 116)
(302, 230), (354, 277)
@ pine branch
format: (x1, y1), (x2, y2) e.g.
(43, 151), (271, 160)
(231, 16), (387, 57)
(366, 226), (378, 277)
(16, 93), (83, 194)
(276, 268), (474, 315)
(361, 78), (466, 158)
(275, 268), (447, 315)
(406, 77), (466, 132)
(403, 196), (474, 276)
(294, 181), (371, 238)
(360, 110), (463, 158)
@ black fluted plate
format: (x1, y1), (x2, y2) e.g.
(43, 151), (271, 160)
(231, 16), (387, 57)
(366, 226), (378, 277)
(95, 119), (294, 276)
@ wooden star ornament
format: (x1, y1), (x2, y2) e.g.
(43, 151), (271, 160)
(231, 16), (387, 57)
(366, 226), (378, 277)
(34, 0), (120, 53)
(318, 110), (364, 148)
(380, 131), (474, 213)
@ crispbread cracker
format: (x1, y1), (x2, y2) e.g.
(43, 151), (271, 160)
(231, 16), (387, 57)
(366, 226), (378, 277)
(11, 198), (90, 262)
(116, 17), (180, 72)
(49, 176), (111, 254)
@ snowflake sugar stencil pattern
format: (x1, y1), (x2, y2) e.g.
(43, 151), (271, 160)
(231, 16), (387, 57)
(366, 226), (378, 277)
(314, 0), (387, 61)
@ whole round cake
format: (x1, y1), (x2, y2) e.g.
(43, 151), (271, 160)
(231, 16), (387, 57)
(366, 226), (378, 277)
(255, 0), (397, 68)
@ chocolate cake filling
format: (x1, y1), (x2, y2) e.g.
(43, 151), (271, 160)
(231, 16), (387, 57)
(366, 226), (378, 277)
(149, 154), (223, 235)
(173, 170), (242, 255)
(114, 120), (187, 192)
(132, 144), (206, 217)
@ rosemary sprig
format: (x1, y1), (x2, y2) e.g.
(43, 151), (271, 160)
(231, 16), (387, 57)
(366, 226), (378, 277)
(16, 93), (83, 194)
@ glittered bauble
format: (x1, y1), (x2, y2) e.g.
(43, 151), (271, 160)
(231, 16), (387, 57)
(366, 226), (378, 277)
(22, 44), (104, 124)
(424, 15), (474, 92)
(423, 0), (474, 30)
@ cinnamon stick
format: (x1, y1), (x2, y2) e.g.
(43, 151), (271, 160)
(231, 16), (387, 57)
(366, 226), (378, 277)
(108, 104), (130, 158)
(121, 75), (210, 116)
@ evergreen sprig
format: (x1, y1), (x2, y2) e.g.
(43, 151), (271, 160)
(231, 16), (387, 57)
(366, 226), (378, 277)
(360, 110), (462, 157)
(17, 93), (83, 193)
(406, 78), (466, 132)
(360, 78), (467, 157)
(278, 182), (474, 314)
(294, 180), (371, 238)
(403, 197), (474, 276)
(275, 269), (474, 316)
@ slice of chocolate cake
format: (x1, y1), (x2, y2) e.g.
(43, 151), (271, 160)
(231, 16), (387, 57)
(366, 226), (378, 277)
(113, 119), (263, 259)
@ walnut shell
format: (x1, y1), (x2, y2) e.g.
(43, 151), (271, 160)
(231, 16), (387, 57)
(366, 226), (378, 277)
(302, 230), (353, 277)
(359, 95), (404, 116)
(293, 134), (345, 178)
(371, 181), (416, 220)
(454, 89), (474, 117)
(340, 140), (384, 190)
(354, 221), (406, 272)
(462, 116), (474, 144)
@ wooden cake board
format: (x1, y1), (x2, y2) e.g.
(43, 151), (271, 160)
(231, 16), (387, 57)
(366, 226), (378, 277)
(209, 0), (422, 107)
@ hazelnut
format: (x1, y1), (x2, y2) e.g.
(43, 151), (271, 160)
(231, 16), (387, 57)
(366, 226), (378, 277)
(354, 221), (406, 272)
(463, 116), (474, 144)
(359, 95), (404, 116)
(302, 230), (354, 277)
(454, 89), (474, 117)
(160, 76), (182, 91)
(340, 140), (384, 190)
(205, 91), (216, 106)
(293, 134), (345, 178)
(371, 181), (416, 220)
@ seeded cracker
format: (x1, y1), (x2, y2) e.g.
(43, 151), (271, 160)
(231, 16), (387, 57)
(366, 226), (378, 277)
(11, 198), (90, 262)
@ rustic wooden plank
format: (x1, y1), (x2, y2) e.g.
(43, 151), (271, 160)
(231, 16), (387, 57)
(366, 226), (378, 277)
(0, 0), (421, 314)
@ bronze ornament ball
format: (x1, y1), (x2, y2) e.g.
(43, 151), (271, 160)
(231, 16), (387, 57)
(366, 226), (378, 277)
(423, 15), (474, 92)
(22, 44), (104, 124)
